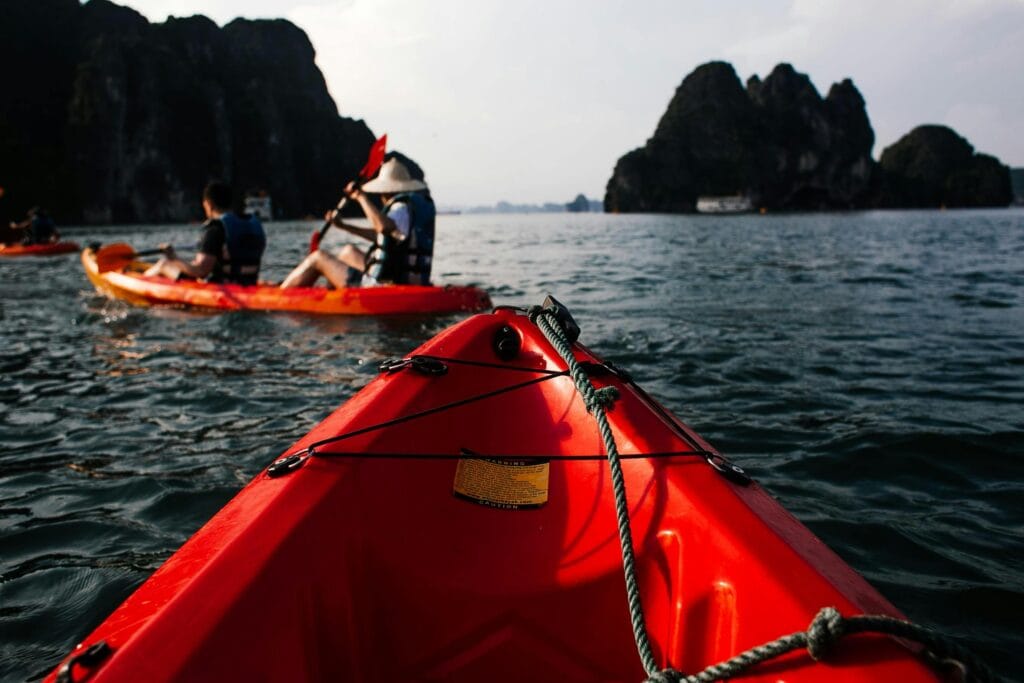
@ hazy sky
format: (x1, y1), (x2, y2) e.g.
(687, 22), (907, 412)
(121, 0), (1024, 206)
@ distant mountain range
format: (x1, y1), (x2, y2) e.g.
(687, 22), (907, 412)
(605, 61), (1013, 213)
(1, 4), (1014, 223)
(449, 195), (603, 215)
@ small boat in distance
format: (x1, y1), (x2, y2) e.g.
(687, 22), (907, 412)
(696, 194), (753, 214)
(243, 190), (273, 221)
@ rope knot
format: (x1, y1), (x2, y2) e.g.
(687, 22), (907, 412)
(585, 386), (620, 413)
(525, 305), (545, 324)
(806, 607), (846, 661)
(643, 668), (683, 683)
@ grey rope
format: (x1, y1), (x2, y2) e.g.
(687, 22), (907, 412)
(526, 304), (998, 683)
(528, 305), (658, 676)
(643, 607), (998, 682)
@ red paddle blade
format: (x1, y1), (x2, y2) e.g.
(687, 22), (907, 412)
(359, 134), (387, 180)
(94, 243), (138, 273)
(309, 231), (321, 253)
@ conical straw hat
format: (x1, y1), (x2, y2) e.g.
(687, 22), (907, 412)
(361, 158), (427, 193)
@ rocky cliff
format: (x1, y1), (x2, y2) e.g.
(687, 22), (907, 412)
(605, 61), (1010, 212)
(1012, 168), (1024, 205)
(605, 62), (875, 212)
(0, 0), (376, 223)
(875, 125), (1012, 208)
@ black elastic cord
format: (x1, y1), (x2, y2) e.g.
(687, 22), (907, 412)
(285, 356), (723, 466)
(287, 371), (570, 457)
(608, 365), (715, 456)
(307, 450), (711, 461)
(413, 354), (566, 375)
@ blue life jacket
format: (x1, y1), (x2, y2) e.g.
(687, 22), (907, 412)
(218, 212), (266, 285)
(364, 193), (435, 285)
(26, 214), (56, 245)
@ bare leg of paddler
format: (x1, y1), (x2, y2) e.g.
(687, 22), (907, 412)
(279, 246), (366, 289)
(279, 252), (321, 288)
(144, 257), (183, 280)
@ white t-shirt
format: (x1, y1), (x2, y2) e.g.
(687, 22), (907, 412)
(387, 202), (412, 239)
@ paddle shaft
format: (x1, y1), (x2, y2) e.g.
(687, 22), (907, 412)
(316, 194), (354, 245)
(311, 135), (387, 253)
(91, 241), (169, 258)
(134, 247), (172, 258)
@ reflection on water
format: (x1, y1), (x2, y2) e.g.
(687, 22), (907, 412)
(1, 212), (1023, 681)
(92, 332), (148, 377)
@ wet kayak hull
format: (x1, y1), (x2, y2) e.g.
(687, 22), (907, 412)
(81, 247), (491, 315)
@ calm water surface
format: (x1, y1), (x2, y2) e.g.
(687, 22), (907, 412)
(1, 211), (1022, 681)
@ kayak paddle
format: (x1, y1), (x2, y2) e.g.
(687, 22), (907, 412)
(93, 242), (171, 273)
(309, 134), (387, 254)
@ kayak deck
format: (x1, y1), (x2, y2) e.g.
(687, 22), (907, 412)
(81, 246), (491, 315)
(47, 307), (944, 682)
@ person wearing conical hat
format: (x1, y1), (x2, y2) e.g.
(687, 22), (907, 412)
(280, 158), (436, 288)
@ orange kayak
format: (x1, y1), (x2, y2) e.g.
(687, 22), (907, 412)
(82, 245), (491, 315)
(46, 302), (961, 683)
(0, 241), (79, 257)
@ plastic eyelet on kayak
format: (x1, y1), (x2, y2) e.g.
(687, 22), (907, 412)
(410, 356), (448, 376)
(540, 295), (582, 344)
(379, 357), (411, 373)
(579, 361), (634, 383)
(267, 454), (308, 478)
(492, 324), (521, 361)
(380, 356), (448, 376)
(56, 640), (112, 683)
(602, 361), (633, 383)
(705, 454), (752, 486)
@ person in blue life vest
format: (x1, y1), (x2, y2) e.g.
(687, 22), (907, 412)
(9, 206), (59, 245)
(280, 158), (435, 289)
(144, 181), (266, 285)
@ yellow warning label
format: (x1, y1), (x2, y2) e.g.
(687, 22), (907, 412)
(453, 458), (550, 509)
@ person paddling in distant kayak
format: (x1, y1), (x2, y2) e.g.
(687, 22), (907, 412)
(9, 207), (59, 245)
(280, 158), (435, 289)
(145, 181), (266, 284)
(0, 186), (16, 244)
